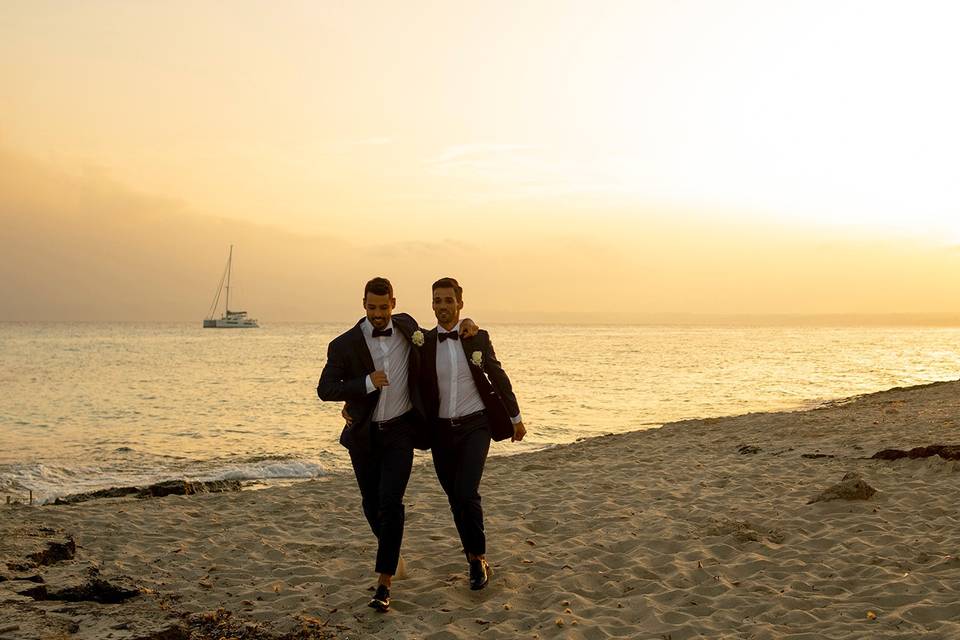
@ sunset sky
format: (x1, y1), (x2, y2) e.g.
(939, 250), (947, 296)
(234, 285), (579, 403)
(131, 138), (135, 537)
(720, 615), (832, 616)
(3, 1), (960, 322)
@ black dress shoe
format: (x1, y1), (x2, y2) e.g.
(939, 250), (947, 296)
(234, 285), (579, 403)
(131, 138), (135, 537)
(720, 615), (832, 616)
(368, 584), (390, 612)
(469, 559), (492, 590)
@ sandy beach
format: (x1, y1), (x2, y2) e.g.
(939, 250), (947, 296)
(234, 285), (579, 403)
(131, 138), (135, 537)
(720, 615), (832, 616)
(3, 379), (960, 639)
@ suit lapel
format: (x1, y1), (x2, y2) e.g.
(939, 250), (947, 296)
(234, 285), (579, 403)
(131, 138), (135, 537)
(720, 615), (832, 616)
(392, 314), (409, 340)
(462, 334), (499, 396)
(460, 335), (479, 370)
(350, 319), (376, 373)
(393, 314), (419, 370)
(460, 335), (491, 392)
(424, 329), (440, 414)
(424, 328), (438, 377)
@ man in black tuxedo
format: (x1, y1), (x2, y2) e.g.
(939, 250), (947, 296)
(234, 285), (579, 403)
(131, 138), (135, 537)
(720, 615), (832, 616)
(421, 277), (525, 590)
(317, 277), (477, 612)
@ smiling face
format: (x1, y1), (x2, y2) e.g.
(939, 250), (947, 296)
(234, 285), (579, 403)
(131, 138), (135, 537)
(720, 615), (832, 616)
(364, 291), (395, 330)
(432, 286), (463, 331)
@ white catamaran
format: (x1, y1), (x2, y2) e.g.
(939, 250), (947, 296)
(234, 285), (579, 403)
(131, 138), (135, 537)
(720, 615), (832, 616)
(203, 245), (259, 328)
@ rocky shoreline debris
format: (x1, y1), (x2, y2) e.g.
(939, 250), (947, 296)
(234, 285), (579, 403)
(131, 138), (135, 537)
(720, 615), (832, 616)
(871, 444), (960, 461)
(52, 480), (243, 505)
(0, 526), (337, 640)
(807, 471), (877, 504)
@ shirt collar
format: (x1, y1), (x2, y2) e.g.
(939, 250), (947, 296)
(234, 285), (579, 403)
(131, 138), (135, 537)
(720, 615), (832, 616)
(436, 322), (460, 335)
(363, 318), (394, 337)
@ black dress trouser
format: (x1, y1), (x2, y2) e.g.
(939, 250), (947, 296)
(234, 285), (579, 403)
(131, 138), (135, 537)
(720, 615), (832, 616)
(431, 413), (491, 557)
(348, 413), (415, 575)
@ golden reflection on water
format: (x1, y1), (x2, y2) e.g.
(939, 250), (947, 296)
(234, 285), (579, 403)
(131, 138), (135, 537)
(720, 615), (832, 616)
(2, 323), (959, 501)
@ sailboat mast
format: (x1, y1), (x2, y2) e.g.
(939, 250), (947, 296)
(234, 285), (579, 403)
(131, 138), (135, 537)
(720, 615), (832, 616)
(225, 244), (233, 313)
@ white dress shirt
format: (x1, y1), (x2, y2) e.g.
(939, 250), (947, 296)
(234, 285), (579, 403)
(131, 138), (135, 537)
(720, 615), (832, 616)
(362, 318), (413, 422)
(436, 323), (486, 419)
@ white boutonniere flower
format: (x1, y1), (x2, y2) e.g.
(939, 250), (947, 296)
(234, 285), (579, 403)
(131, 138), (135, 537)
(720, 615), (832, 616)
(470, 351), (483, 367)
(411, 330), (424, 347)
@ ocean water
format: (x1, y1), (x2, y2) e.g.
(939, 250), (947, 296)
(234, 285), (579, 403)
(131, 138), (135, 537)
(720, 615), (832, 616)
(2, 322), (959, 503)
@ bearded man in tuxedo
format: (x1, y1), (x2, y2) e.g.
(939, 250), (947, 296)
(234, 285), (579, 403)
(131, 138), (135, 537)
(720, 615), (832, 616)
(421, 277), (525, 590)
(317, 277), (477, 612)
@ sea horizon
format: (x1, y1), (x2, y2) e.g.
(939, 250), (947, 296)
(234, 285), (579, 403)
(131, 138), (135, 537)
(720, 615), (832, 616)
(4, 313), (960, 327)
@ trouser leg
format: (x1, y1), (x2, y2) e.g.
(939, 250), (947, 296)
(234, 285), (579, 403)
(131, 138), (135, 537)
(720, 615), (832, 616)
(373, 428), (413, 575)
(349, 444), (382, 539)
(349, 420), (414, 576)
(431, 440), (469, 553)
(453, 425), (491, 556)
(432, 418), (491, 557)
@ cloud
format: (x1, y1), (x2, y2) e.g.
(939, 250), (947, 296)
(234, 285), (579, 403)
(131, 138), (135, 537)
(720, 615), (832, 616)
(350, 137), (393, 146)
(4, 145), (959, 321)
(369, 239), (476, 257)
(426, 144), (538, 166)
(422, 143), (652, 205)
(0, 146), (359, 321)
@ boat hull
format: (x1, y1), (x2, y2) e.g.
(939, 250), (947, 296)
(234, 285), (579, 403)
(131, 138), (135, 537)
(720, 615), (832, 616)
(203, 318), (259, 328)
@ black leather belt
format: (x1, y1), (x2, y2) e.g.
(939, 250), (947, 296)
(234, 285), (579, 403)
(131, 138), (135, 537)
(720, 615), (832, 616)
(436, 409), (485, 428)
(372, 411), (411, 430)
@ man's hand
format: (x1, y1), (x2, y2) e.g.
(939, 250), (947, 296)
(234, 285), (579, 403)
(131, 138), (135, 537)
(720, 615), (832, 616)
(341, 405), (354, 426)
(370, 370), (389, 389)
(511, 421), (526, 442)
(460, 318), (480, 338)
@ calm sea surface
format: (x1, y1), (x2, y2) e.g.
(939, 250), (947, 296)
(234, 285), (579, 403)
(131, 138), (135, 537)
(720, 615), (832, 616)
(2, 322), (959, 503)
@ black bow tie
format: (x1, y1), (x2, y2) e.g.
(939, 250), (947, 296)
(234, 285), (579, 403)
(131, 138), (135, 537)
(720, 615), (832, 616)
(372, 327), (393, 338)
(438, 331), (460, 342)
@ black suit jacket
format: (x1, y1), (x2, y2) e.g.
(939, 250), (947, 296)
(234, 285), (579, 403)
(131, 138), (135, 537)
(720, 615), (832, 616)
(421, 328), (521, 443)
(317, 313), (428, 451)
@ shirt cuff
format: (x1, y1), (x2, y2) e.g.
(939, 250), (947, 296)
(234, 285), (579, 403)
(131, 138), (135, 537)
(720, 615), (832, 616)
(365, 375), (376, 394)
(510, 414), (523, 425)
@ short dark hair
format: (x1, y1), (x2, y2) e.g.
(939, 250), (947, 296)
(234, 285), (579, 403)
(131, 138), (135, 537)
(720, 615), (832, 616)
(364, 277), (393, 299)
(432, 277), (463, 303)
